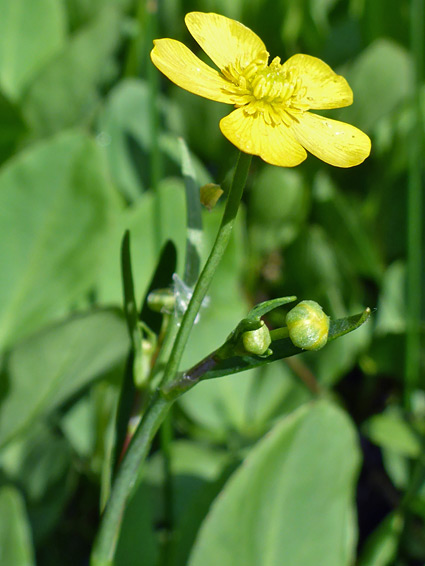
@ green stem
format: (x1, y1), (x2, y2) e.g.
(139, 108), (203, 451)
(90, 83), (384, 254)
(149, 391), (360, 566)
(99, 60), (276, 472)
(91, 392), (172, 566)
(270, 327), (289, 341)
(91, 151), (251, 565)
(159, 411), (174, 566)
(159, 151), (252, 387)
(405, 0), (424, 409)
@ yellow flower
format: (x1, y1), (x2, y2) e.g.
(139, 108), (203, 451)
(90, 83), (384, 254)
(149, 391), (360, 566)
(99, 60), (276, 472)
(151, 12), (371, 168)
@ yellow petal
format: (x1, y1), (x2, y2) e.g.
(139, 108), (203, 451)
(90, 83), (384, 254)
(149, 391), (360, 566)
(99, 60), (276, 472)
(291, 112), (371, 167)
(220, 107), (307, 167)
(151, 39), (235, 104)
(283, 54), (353, 110)
(185, 12), (268, 72)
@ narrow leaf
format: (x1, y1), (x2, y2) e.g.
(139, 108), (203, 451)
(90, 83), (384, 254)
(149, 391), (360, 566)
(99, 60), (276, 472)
(179, 138), (203, 287)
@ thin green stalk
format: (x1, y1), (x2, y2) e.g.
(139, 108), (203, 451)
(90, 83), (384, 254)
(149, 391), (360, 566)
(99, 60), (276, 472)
(158, 411), (174, 566)
(405, 0), (424, 409)
(91, 151), (251, 565)
(91, 392), (172, 566)
(159, 152), (252, 388)
(147, 4), (163, 251)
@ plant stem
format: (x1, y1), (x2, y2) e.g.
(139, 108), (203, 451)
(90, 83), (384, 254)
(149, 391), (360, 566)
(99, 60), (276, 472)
(159, 151), (252, 387)
(158, 410), (174, 566)
(91, 392), (172, 566)
(91, 151), (251, 565)
(405, 0), (424, 409)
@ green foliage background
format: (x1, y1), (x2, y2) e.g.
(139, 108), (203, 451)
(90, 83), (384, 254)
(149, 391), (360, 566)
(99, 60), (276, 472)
(0, 0), (424, 564)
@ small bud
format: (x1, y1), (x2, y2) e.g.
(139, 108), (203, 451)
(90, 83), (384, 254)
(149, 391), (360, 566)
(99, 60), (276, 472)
(241, 320), (271, 356)
(200, 183), (224, 210)
(147, 288), (175, 313)
(286, 300), (330, 351)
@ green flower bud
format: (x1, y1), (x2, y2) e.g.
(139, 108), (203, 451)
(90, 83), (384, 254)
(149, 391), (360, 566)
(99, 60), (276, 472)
(286, 300), (329, 351)
(147, 288), (175, 313)
(200, 183), (224, 210)
(241, 320), (271, 356)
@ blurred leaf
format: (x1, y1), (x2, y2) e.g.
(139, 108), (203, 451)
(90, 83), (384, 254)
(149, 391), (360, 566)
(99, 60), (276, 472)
(22, 7), (122, 136)
(146, 440), (233, 566)
(0, 422), (74, 542)
(0, 131), (118, 348)
(375, 261), (406, 334)
(307, 309), (372, 387)
(358, 512), (404, 566)
(97, 79), (210, 200)
(381, 449), (410, 490)
(0, 309), (129, 447)
(313, 171), (383, 281)
(114, 481), (158, 566)
(339, 39), (414, 132)
(60, 393), (96, 459)
(284, 226), (346, 315)
(360, 0), (409, 45)
(188, 401), (360, 566)
(0, 486), (35, 566)
(180, 138), (203, 287)
(0, 91), (27, 165)
(249, 165), (310, 253)
(178, 362), (309, 440)
(310, 0), (338, 31)
(363, 409), (421, 458)
(0, 422), (72, 502)
(96, 179), (186, 305)
(65, 0), (132, 30)
(364, 333), (405, 379)
(0, 0), (66, 99)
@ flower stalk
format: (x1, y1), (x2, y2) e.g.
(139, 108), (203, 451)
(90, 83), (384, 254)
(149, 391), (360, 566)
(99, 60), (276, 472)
(91, 151), (251, 565)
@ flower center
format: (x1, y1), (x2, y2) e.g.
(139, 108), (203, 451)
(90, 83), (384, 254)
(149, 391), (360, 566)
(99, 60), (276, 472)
(222, 56), (308, 126)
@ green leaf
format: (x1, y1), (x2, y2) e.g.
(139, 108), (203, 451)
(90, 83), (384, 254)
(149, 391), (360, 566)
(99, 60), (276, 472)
(145, 440), (232, 566)
(247, 296), (297, 320)
(0, 422), (74, 541)
(188, 401), (360, 566)
(21, 7), (121, 136)
(114, 483), (158, 566)
(121, 231), (142, 349)
(180, 138), (203, 287)
(106, 241), (177, 501)
(0, 486), (35, 566)
(177, 362), (310, 440)
(338, 39), (414, 132)
(0, 130), (117, 348)
(313, 171), (383, 281)
(96, 178), (186, 305)
(363, 410), (422, 458)
(375, 261), (406, 334)
(0, 309), (129, 447)
(358, 512), (404, 566)
(0, 0), (66, 99)
(65, 0), (132, 30)
(0, 91), (27, 165)
(97, 79), (210, 200)
(248, 165), (309, 252)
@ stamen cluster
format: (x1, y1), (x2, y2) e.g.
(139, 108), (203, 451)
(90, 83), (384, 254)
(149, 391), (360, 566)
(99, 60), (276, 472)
(223, 56), (308, 126)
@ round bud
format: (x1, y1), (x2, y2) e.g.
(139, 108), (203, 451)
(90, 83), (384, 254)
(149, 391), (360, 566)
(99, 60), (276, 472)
(241, 321), (271, 356)
(286, 300), (330, 351)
